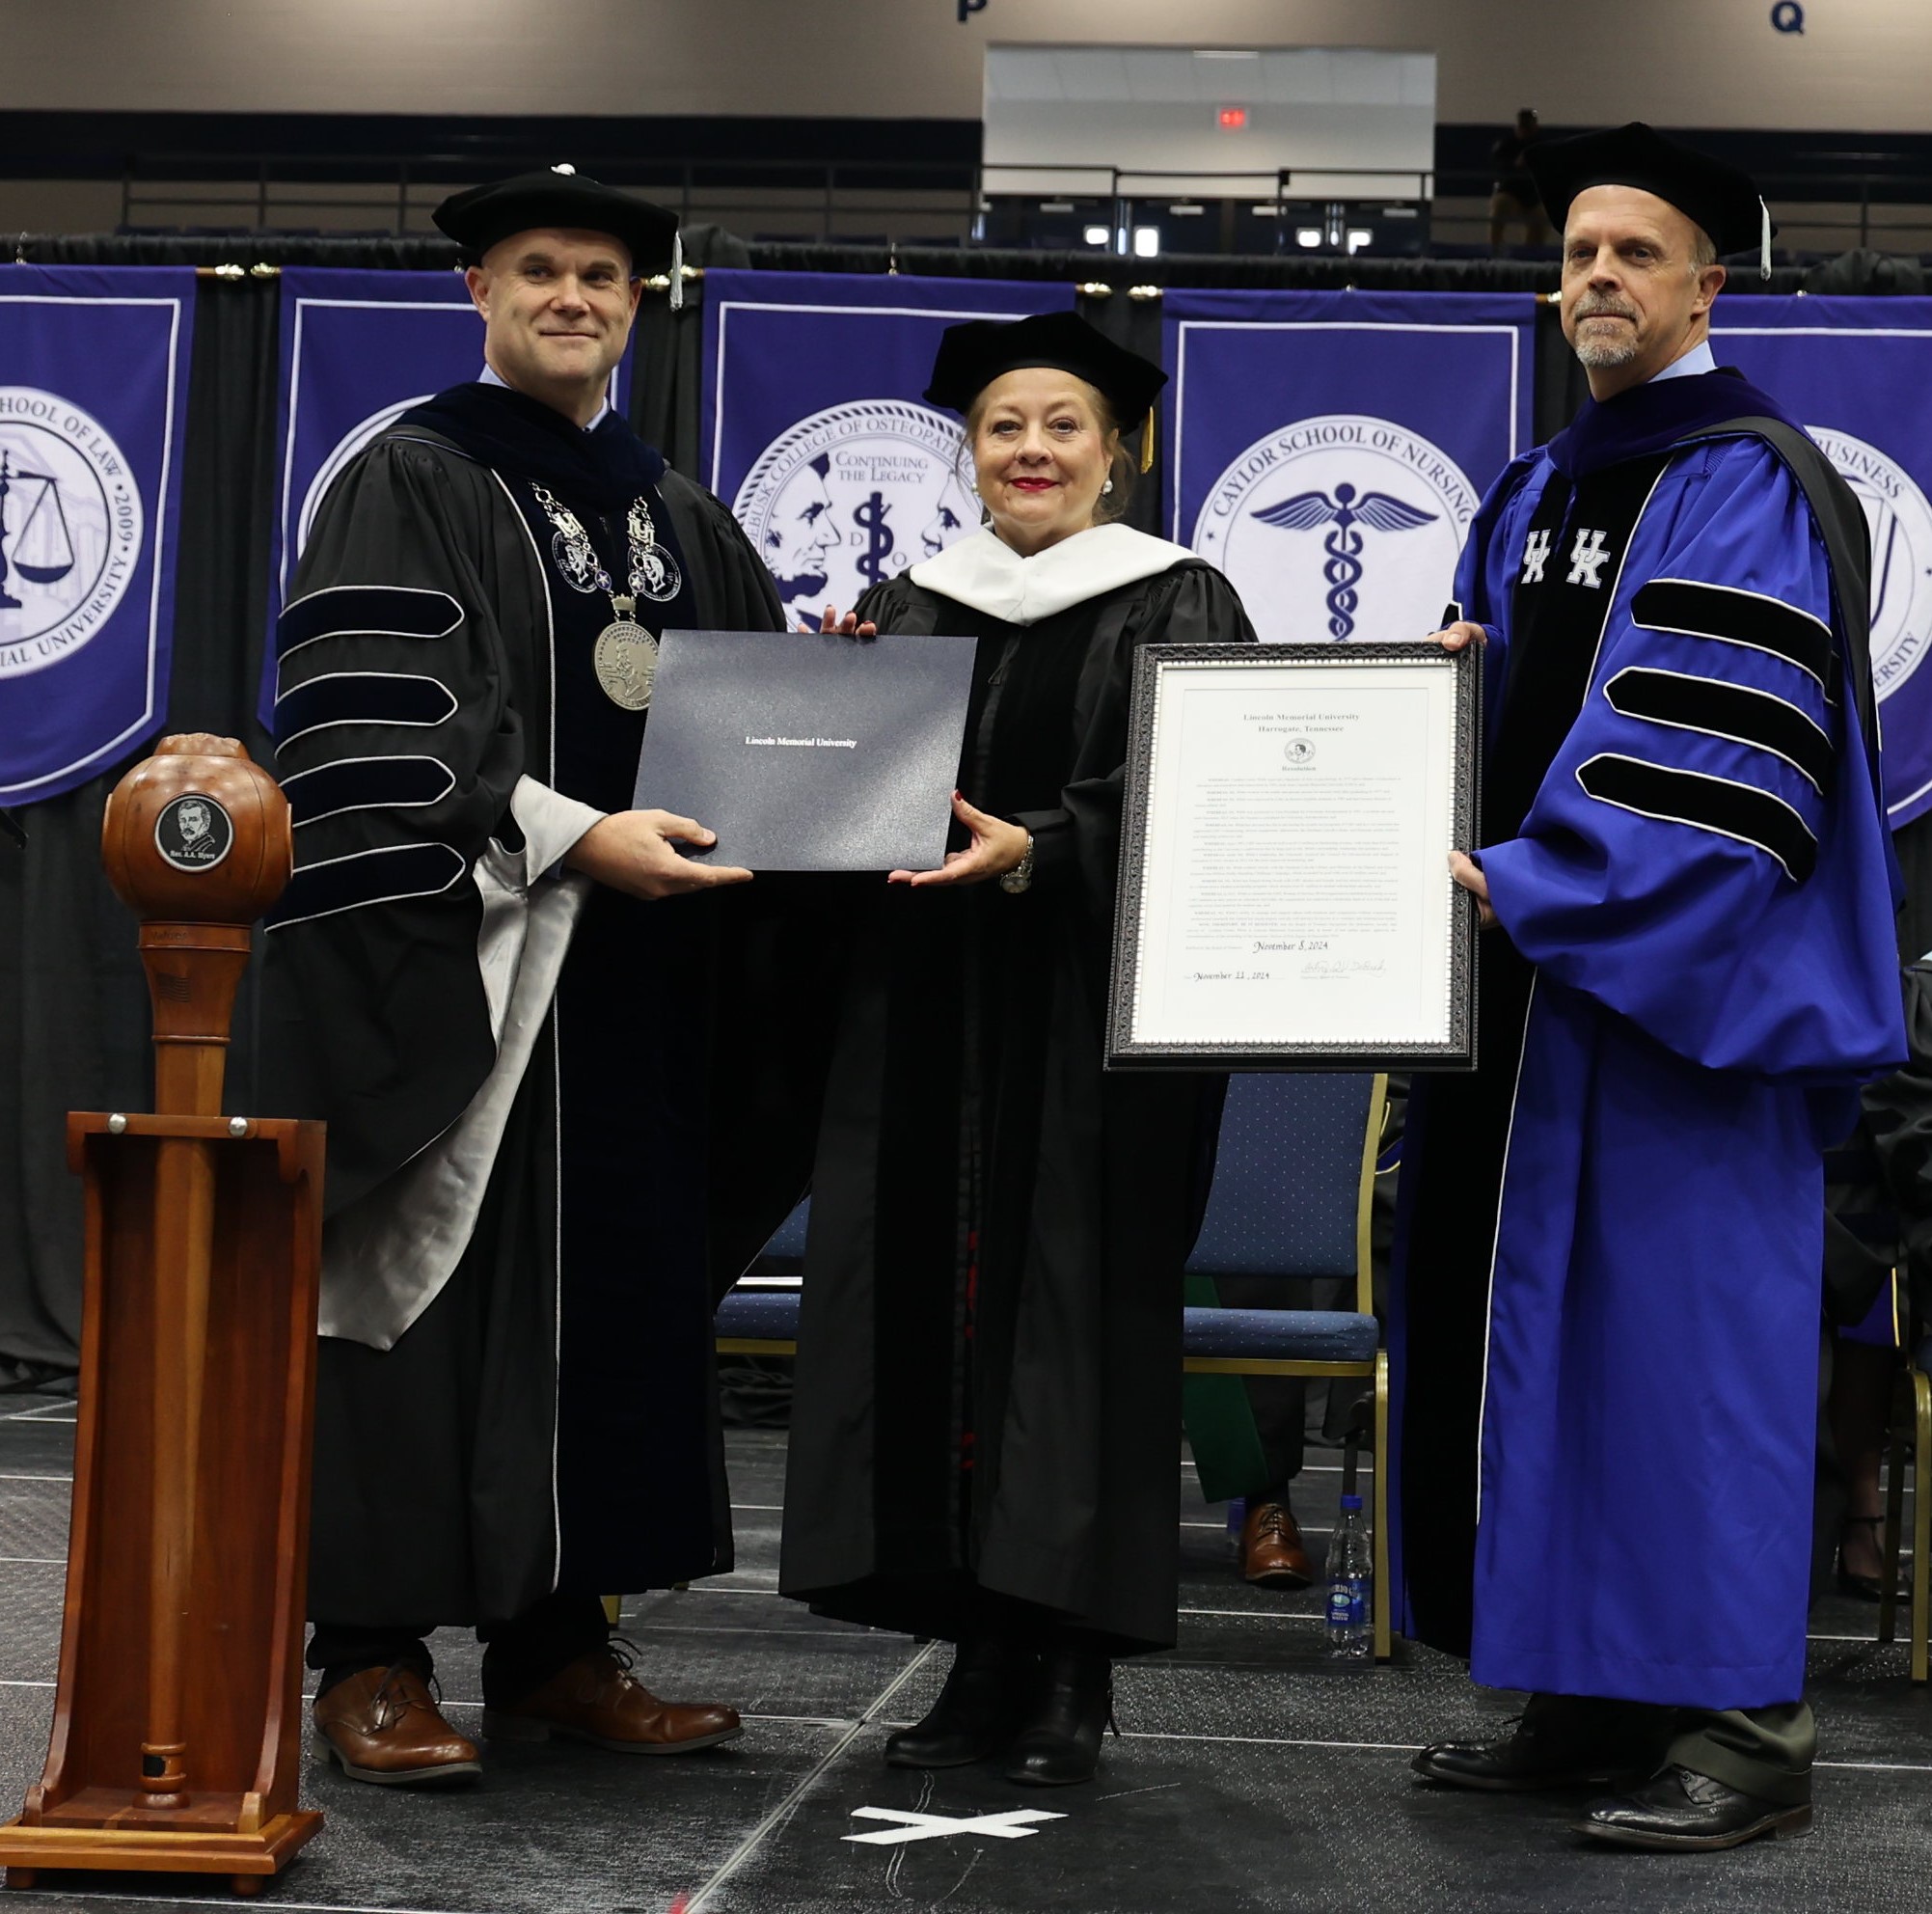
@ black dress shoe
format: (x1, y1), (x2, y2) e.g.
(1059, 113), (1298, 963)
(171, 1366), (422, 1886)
(884, 1639), (1037, 1769)
(1003, 1647), (1116, 1788)
(1412, 1718), (1654, 1792)
(1576, 1765), (1812, 1850)
(1837, 1516), (1904, 1601)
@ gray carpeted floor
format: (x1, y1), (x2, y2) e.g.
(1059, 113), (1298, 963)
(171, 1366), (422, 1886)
(0, 1400), (1926, 1911)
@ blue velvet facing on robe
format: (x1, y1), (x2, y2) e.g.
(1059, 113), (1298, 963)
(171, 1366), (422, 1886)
(1392, 373), (1906, 1711)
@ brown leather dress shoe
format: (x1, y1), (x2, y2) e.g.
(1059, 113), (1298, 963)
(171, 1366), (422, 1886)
(313, 1663), (482, 1787)
(1241, 1501), (1315, 1589)
(481, 1641), (742, 1755)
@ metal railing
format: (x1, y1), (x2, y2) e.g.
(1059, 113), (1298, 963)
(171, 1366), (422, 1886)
(117, 154), (1432, 240)
(118, 152), (986, 239)
(113, 150), (1932, 256)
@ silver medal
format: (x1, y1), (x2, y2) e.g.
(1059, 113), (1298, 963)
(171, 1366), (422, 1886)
(632, 540), (683, 604)
(624, 497), (683, 604)
(527, 485), (675, 707)
(593, 617), (660, 710)
(551, 525), (607, 593)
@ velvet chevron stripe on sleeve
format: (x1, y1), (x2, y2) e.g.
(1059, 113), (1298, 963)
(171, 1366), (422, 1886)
(1575, 752), (1819, 882)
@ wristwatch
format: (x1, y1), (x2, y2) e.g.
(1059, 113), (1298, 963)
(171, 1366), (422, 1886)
(999, 833), (1036, 894)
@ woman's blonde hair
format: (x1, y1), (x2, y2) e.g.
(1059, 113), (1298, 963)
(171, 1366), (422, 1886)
(960, 374), (1136, 524)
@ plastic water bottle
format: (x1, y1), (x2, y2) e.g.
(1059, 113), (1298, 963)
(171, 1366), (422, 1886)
(1325, 1493), (1373, 1660)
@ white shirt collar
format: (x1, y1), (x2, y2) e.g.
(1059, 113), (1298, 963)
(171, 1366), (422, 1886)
(477, 361), (612, 431)
(1648, 340), (1718, 385)
(908, 523), (1195, 625)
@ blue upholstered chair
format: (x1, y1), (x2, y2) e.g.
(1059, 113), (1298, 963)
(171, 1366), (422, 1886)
(749, 1199), (810, 1269)
(1183, 1073), (1391, 1660)
(715, 1195), (809, 1343)
(716, 1074), (1392, 1658)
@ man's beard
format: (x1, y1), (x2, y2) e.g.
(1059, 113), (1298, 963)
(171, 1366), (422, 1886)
(1570, 299), (1643, 369)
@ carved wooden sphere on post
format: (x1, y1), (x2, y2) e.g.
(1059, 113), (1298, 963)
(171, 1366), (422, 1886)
(101, 733), (291, 926)
(100, 736), (293, 1118)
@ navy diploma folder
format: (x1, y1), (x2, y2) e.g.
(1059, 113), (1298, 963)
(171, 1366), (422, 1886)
(632, 628), (979, 872)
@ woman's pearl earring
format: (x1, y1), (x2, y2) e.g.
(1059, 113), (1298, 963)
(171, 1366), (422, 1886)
(1102, 478), (1115, 495)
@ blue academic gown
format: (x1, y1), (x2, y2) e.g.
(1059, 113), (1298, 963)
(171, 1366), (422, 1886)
(1392, 368), (1905, 1710)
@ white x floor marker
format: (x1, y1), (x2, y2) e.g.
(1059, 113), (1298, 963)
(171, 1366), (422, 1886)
(843, 1806), (1067, 1846)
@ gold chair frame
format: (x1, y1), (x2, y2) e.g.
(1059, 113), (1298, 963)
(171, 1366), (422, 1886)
(1179, 1075), (1392, 1661)
(1878, 1340), (1930, 1681)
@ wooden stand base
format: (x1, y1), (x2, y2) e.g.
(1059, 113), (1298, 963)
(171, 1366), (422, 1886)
(0, 1805), (321, 1895)
(0, 1112), (325, 1898)
(1, 742), (320, 1898)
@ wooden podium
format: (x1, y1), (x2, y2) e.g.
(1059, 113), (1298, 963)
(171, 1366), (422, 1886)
(0, 736), (326, 1896)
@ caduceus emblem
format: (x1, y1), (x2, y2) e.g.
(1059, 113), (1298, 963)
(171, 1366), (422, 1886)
(1251, 482), (1438, 640)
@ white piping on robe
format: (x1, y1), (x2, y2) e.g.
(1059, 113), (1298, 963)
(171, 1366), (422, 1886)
(1473, 458), (1672, 1518)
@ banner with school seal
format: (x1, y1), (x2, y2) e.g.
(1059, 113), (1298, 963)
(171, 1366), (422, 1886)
(1165, 289), (1537, 650)
(1710, 295), (1932, 828)
(261, 267), (628, 725)
(0, 265), (194, 806)
(701, 271), (1075, 630)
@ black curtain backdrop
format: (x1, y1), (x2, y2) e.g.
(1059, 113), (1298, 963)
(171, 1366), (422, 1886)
(0, 233), (1922, 1364)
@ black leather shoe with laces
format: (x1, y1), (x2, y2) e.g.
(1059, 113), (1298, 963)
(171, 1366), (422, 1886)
(1575, 1764), (1812, 1850)
(1002, 1646), (1116, 1788)
(1412, 1714), (1657, 1792)
(884, 1639), (1038, 1769)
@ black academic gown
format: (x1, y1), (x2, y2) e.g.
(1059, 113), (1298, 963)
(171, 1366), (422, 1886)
(262, 383), (797, 1628)
(778, 553), (1253, 1655)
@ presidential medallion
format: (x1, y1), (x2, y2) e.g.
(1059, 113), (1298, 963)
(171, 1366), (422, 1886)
(593, 618), (660, 710)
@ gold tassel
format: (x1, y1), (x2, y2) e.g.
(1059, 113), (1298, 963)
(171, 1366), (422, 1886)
(1139, 402), (1156, 475)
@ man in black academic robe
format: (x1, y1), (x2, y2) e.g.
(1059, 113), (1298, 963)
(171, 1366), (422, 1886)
(262, 169), (788, 1785)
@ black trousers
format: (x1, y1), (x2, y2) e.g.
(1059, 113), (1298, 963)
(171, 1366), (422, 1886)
(1522, 1694), (1814, 1806)
(1212, 1275), (1374, 1502)
(307, 1589), (611, 1707)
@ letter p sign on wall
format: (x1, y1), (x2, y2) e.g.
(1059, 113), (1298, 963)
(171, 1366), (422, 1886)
(958, 0), (988, 19)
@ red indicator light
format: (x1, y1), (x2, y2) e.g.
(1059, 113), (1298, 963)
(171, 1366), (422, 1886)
(1218, 107), (1248, 129)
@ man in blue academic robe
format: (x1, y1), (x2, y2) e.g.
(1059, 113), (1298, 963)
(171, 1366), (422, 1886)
(1394, 124), (1906, 1850)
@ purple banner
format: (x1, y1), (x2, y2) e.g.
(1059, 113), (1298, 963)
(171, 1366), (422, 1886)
(0, 266), (194, 805)
(1166, 289), (1537, 648)
(1711, 296), (1932, 828)
(701, 271), (1075, 629)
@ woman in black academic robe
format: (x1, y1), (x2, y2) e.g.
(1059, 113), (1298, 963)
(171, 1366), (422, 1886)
(779, 313), (1255, 1786)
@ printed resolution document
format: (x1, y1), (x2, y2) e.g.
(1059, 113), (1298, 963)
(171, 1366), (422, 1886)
(1126, 656), (1460, 1051)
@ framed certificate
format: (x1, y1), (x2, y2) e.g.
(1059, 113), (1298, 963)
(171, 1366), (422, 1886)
(1107, 643), (1481, 1071)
